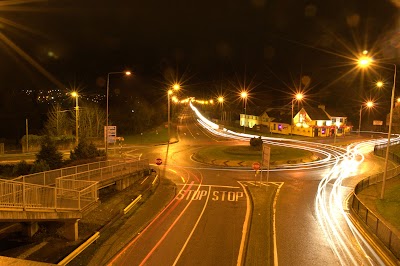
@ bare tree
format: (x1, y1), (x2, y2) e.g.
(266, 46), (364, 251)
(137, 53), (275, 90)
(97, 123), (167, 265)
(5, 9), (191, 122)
(44, 104), (72, 136)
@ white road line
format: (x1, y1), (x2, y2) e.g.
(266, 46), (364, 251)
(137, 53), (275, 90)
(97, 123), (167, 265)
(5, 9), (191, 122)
(176, 184), (241, 189)
(140, 176), (149, 185)
(237, 181), (251, 266)
(172, 186), (212, 265)
(272, 182), (284, 266)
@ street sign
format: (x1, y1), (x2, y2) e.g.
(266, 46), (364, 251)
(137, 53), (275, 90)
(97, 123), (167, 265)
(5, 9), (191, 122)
(156, 158), (162, 165)
(104, 126), (117, 143)
(252, 162), (261, 171)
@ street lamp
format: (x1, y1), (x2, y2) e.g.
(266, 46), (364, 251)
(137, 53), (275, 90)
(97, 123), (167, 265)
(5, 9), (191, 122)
(377, 66), (397, 199)
(240, 91), (248, 133)
(218, 96), (224, 121)
(167, 84), (180, 143)
(106, 71), (131, 159)
(357, 54), (397, 199)
(71, 91), (79, 145)
(291, 93), (304, 135)
(358, 101), (374, 136)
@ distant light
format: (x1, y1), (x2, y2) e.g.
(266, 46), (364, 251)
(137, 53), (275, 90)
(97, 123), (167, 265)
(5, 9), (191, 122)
(240, 91), (248, 98)
(376, 81), (383, 88)
(71, 91), (78, 97)
(358, 56), (372, 68)
(125, 71), (131, 76)
(173, 84), (180, 90)
(362, 50), (368, 55)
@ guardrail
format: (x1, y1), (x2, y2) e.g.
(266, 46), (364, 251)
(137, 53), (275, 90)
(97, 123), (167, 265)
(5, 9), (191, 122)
(55, 159), (149, 184)
(12, 160), (122, 186)
(0, 179), (97, 211)
(1, 159), (149, 212)
(350, 143), (400, 261)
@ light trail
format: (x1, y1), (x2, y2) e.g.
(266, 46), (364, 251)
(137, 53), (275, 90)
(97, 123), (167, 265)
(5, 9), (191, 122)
(190, 102), (400, 265)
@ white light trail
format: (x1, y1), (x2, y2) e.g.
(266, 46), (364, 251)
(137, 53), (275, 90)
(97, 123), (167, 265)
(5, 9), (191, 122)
(190, 102), (400, 264)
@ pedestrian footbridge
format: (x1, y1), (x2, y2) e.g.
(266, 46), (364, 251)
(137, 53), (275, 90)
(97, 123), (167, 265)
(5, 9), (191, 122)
(0, 159), (149, 240)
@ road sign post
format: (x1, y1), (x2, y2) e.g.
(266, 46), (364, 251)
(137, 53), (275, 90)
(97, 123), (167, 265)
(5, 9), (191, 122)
(262, 144), (271, 187)
(252, 162), (261, 186)
(156, 158), (162, 177)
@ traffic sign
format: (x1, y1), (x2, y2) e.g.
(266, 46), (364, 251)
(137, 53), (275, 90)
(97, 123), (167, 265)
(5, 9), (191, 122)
(252, 162), (261, 171)
(156, 158), (162, 165)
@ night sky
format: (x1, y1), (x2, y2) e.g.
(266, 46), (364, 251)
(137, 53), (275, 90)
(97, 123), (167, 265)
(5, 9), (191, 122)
(0, 0), (400, 138)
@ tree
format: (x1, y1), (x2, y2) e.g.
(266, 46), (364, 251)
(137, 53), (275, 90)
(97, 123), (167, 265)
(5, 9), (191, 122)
(44, 104), (72, 136)
(76, 102), (107, 138)
(35, 136), (63, 169)
(70, 139), (105, 161)
(250, 136), (263, 150)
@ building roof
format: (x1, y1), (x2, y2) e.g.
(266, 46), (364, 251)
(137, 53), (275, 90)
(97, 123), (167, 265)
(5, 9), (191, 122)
(303, 106), (330, 120)
(324, 107), (347, 118)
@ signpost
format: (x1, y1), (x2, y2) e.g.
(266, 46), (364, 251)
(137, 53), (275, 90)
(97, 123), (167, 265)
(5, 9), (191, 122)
(262, 144), (271, 186)
(156, 158), (162, 177)
(252, 162), (261, 185)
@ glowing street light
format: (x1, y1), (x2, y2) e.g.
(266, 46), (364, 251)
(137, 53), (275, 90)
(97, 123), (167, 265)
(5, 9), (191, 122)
(71, 91), (79, 144)
(356, 50), (397, 199)
(358, 101), (374, 136)
(291, 93), (304, 135)
(106, 71), (131, 159)
(240, 91), (248, 133)
(167, 84), (180, 143)
(217, 96), (224, 121)
(376, 68), (397, 199)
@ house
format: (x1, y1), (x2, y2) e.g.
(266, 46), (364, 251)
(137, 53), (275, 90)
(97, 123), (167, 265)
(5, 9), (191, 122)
(319, 105), (351, 136)
(239, 104), (350, 137)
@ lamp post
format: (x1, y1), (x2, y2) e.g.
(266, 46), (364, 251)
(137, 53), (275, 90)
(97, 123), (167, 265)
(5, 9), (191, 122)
(358, 101), (374, 136)
(240, 91), (248, 133)
(106, 71), (131, 159)
(356, 53), (398, 199)
(167, 83), (180, 143)
(291, 93), (304, 135)
(218, 96), (224, 121)
(380, 64), (397, 199)
(71, 91), (79, 145)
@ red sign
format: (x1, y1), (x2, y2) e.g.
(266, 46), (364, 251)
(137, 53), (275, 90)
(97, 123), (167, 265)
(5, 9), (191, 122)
(156, 158), (162, 165)
(252, 162), (261, 170)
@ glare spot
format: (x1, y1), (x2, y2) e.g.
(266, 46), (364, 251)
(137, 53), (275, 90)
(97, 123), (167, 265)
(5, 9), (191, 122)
(301, 75), (311, 87)
(304, 4), (317, 17)
(346, 14), (360, 27)
(251, 0), (265, 8)
(264, 45), (275, 59)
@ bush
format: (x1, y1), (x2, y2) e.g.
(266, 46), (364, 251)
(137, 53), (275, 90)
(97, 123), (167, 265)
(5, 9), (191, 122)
(30, 160), (50, 173)
(35, 136), (63, 169)
(70, 140), (105, 161)
(250, 136), (263, 150)
(12, 160), (31, 176)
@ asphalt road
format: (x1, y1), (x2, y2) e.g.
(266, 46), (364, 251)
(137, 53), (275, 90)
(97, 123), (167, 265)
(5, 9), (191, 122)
(106, 106), (390, 265)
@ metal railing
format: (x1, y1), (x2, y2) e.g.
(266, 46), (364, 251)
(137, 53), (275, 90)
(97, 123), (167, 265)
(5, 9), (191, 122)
(351, 194), (400, 260)
(350, 143), (400, 261)
(1, 159), (149, 212)
(0, 179), (98, 211)
(12, 160), (122, 186)
(56, 159), (149, 184)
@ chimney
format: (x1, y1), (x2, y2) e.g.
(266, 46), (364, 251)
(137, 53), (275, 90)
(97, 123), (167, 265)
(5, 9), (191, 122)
(318, 104), (325, 110)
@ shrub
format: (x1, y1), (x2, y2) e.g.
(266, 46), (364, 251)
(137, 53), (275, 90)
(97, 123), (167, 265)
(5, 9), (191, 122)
(250, 136), (263, 150)
(12, 160), (31, 176)
(35, 136), (63, 169)
(30, 160), (50, 173)
(70, 140), (105, 161)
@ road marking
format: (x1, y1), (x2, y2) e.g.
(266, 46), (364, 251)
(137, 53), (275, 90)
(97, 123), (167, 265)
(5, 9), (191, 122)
(138, 182), (201, 266)
(176, 189), (244, 202)
(272, 182), (284, 266)
(237, 181), (251, 266)
(140, 176), (149, 185)
(177, 184), (240, 189)
(172, 186), (212, 265)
